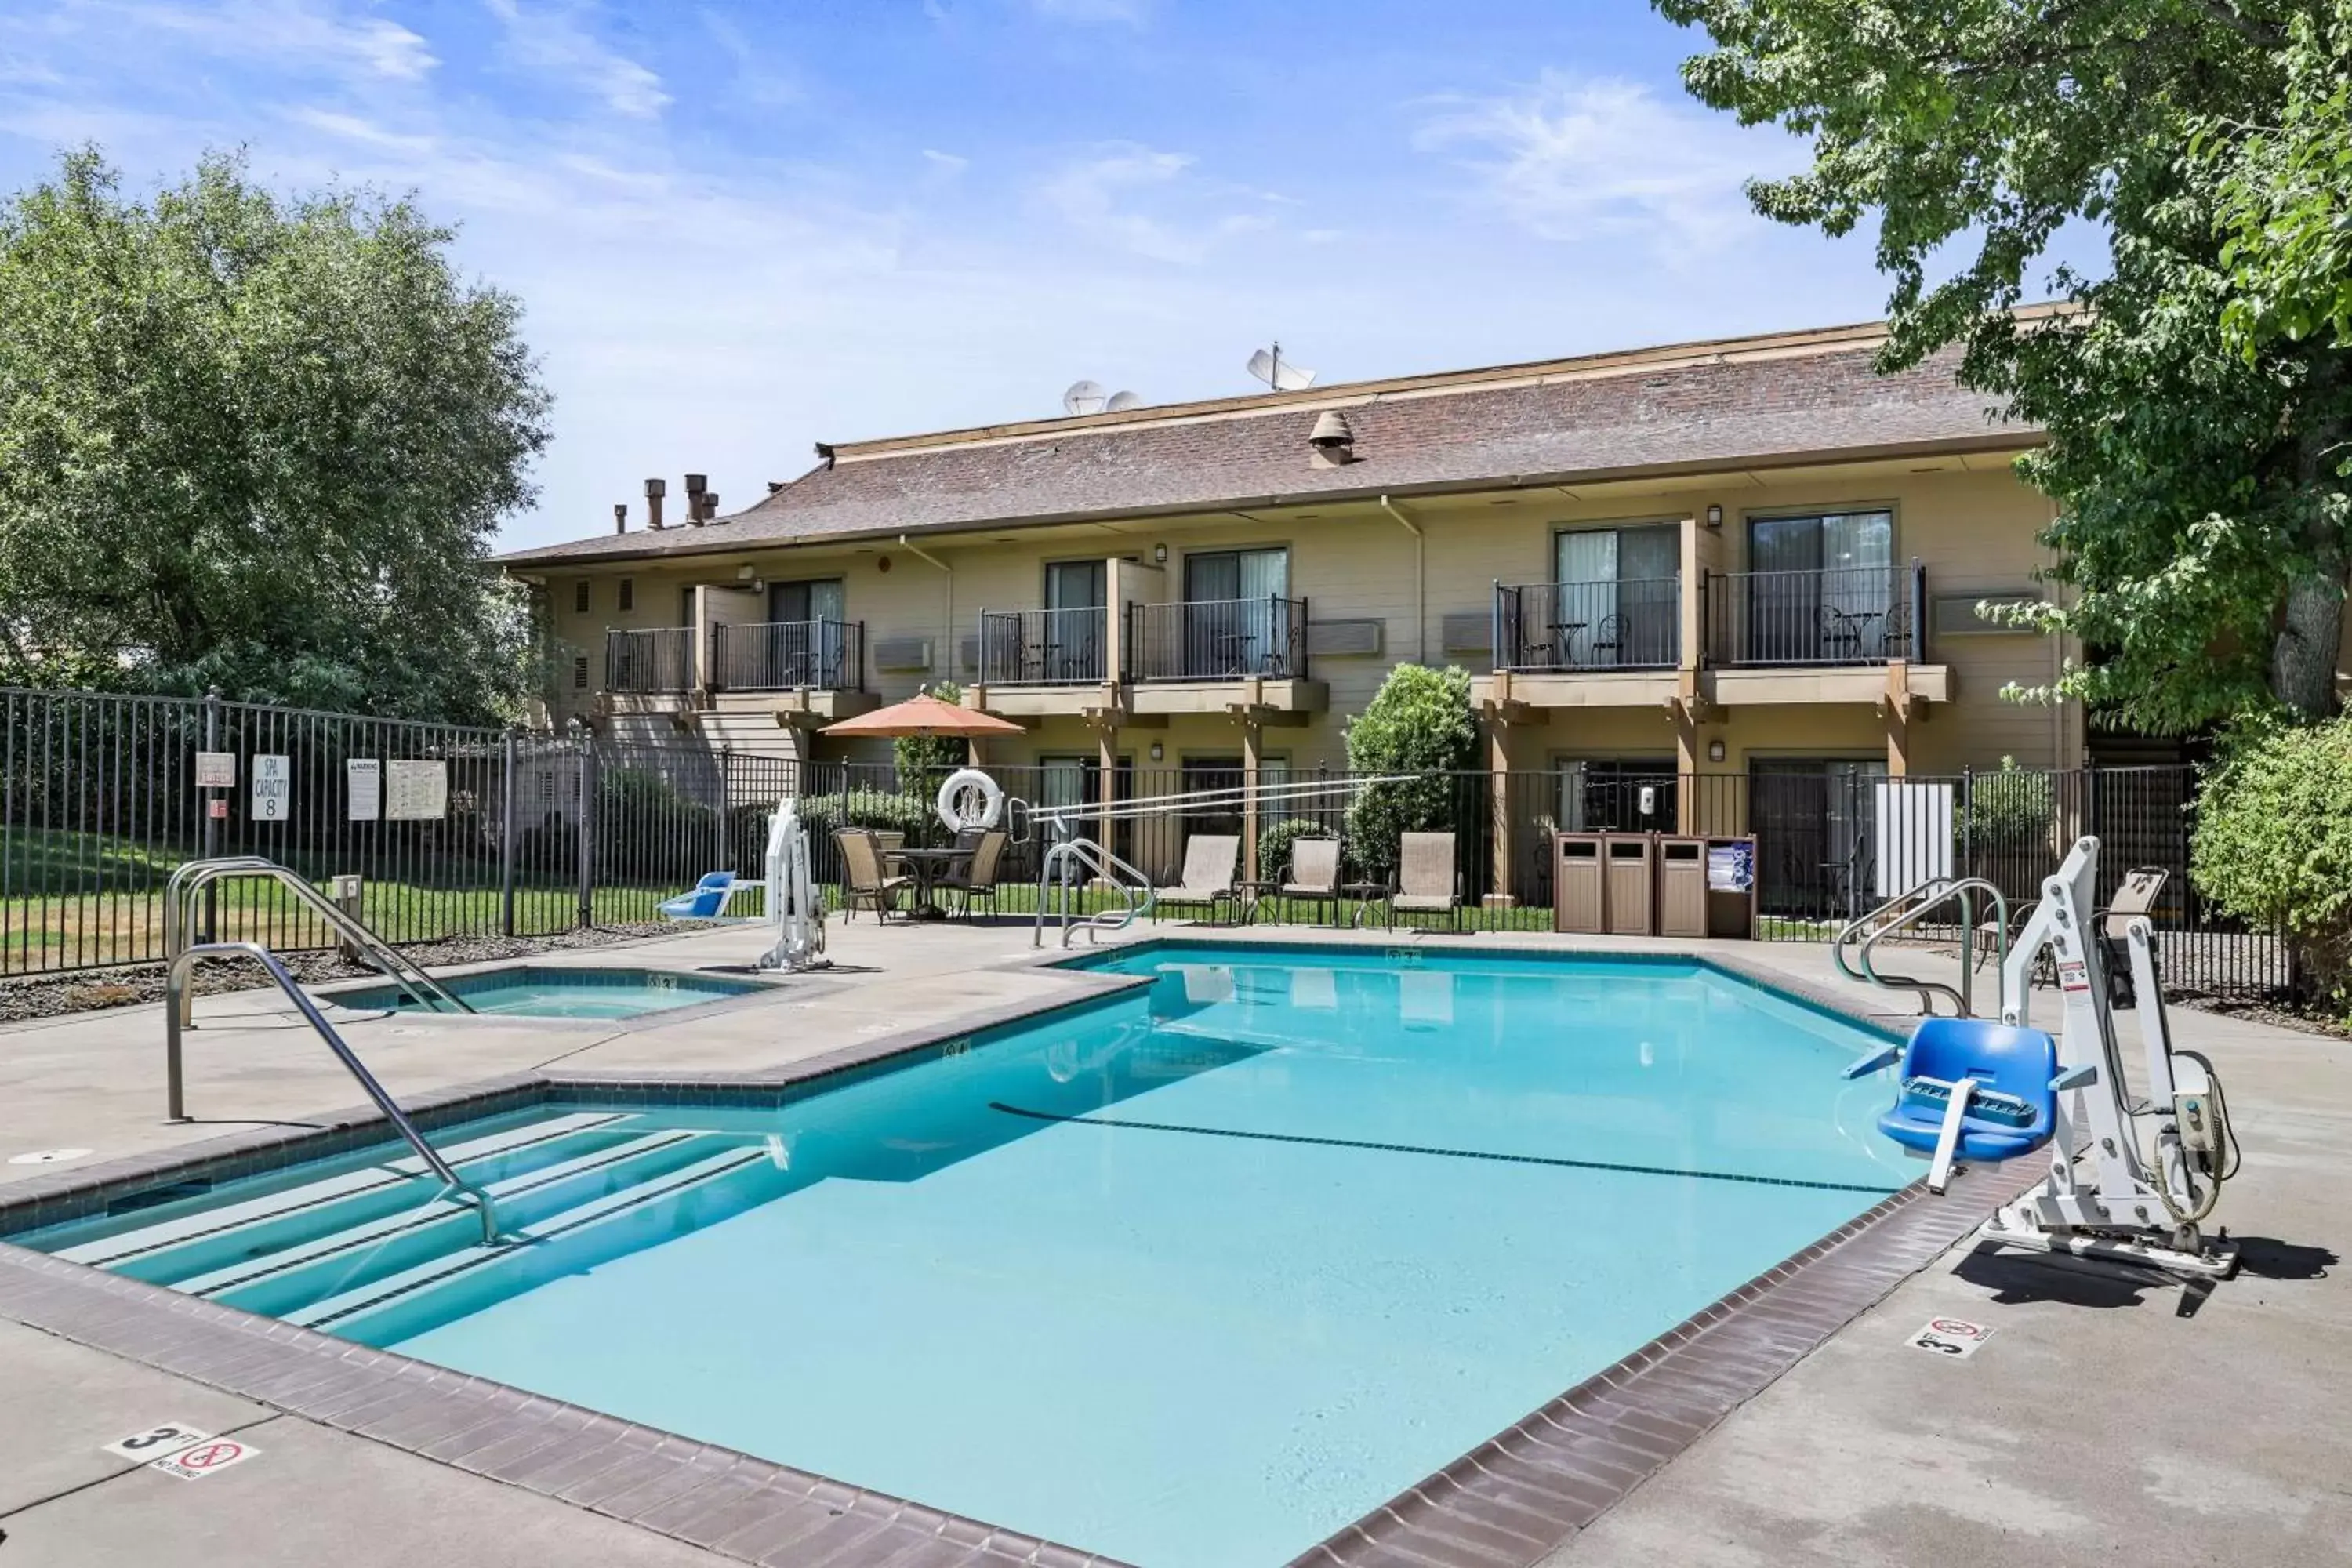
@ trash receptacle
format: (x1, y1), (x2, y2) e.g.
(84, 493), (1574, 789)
(1657, 837), (1708, 938)
(1553, 833), (1606, 933)
(1603, 833), (1655, 935)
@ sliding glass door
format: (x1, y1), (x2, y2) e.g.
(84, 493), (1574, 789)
(1552, 524), (1677, 668)
(1744, 512), (1893, 663)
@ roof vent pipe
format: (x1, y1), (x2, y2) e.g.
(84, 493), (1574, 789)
(683, 474), (709, 524)
(702, 491), (718, 521)
(1308, 410), (1356, 466)
(644, 477), (666, 529)
(613, 503), (628, 535)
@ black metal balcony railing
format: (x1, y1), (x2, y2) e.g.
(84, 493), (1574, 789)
(1125, 595), (1308, 683)
(710, 619), (864, 692)
(978, 607), (1110, 686)
(1494, 577), (1679, 672)
(604, 627), (695, 693)
(1704, 563), (1926, 667)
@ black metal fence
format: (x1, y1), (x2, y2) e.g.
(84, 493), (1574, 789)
(1704, 564), (1924, 666)
(978, 608), (1109, 686)
(604, 628), (695, 694)
(1494, 578), (1680, 672)
(710, 619), (864, 693)
(1125, 596), (1308, 681)
(1, 684), (2293, 1000)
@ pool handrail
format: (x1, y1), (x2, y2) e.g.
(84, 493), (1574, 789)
(1033, 833), (1156, 948)
(163, 939), (502, 1246)
(164, 856), (472, 1021)
(1835, 877), (2010, 1018)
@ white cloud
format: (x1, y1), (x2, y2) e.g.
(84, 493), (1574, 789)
(484, 0), (668, 120)
(1415, 72), (1803, 253)
(1034, 143), (1273, 264)
(283, 106), (437, 155)
(85, 1), (436, 82)
(921, 148), (969, 178)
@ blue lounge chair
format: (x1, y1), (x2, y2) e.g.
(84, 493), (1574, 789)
(1844, 1017), (2074, 1192)
(659, 872), (752, 921)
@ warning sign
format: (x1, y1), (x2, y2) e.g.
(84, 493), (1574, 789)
(1908, 1316), (1995, 1359)
(347, 757), (383, 822)
(2057, 959), (2091, 994)
(194, 752), (236, 789)
(148, 1436), (260, 1480)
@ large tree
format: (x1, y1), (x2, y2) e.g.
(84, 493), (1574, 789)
(0, 149), (551, 724)
(1654, 0), (2352, 732)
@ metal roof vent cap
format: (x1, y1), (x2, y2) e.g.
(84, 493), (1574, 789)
(1307, 409), (1356, 466)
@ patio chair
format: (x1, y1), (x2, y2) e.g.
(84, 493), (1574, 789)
(2097, 866), (2169, 1007)
(938, 829), (1009, 921)
(1279, 837), (1343, 926)
(1388, 832), (1461, 931)
(834, 828), (913, 923)
(1154, 834), (1240, 924)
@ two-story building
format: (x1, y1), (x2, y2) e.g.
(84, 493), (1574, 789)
(502, 314), (2080, 910)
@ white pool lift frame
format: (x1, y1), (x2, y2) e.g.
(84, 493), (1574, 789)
(757, 797), (826, 973)
(1981, 834), (2238, 1279)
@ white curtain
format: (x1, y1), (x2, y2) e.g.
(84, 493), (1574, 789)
(1554, 532), (1617, 666)
(1820, 513), (1893, 651)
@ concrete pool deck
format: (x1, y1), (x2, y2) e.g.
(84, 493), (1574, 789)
(0, 919), (2345, 1566)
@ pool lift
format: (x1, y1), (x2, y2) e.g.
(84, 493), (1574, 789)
(1844, 835), (2240, 1279)
(757, 797), (827, 974)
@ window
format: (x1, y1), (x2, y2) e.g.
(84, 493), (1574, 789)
(572, 579), (590, 614)
(769, 579), (845, 625)
(1744, 510), (1895, 662)
(679, 586), (697, 628)
(1040, 561), (1107, 681)
(1178, 548), (1292, 677)
(1749, 757), (1889, 920)
(1550, 524), (1679, 667)
(618, 577), (635, 612)
(572, 655), (589, 690)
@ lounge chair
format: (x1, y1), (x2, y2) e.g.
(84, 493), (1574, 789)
(1279, 837), (1342, 926)
(1154, 834), (1240, 924)
(657, 871), (760, 921)
(2098, 866), (2169, 1007)
(1387, 831), (1461, 931)
(938, 829), (1009, 921)
(834, 828), (913, 922)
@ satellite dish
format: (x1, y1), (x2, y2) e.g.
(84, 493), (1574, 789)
(1104, 390), (1142, 412)
(1062, 379), (1108, 416)
(1247, 342), (1316, 391)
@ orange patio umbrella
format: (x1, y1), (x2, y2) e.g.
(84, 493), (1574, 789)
(818, 692), (1025, 739)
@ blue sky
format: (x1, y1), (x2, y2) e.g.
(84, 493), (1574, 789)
(0, 1), (1912, 550)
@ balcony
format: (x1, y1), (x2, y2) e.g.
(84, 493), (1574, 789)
(710, 619), (865, 693)
(1494, 577), (1679, 673)
(978, 607), (1110, 687)
(1125, 595), (1309, 684)
(604, 628), (694, 694)
(1706, 563), (1924, 668)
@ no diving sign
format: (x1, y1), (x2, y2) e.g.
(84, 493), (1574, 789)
(1909, 1316), (1995, 1359)
(101, 1422), (261, 1479)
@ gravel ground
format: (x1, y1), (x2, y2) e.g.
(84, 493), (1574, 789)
(0, 923), (684, 1026)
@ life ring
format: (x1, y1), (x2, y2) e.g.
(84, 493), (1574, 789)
(936, 768), (1004, 832)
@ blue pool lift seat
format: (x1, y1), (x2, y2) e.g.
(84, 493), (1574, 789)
(1844, 1018), (2067, 1193)
(659, 872), (742, 921)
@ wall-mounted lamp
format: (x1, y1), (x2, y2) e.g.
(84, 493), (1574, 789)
(735, 564), (755, 582)
(1704, 505), (1723, 529)
(1149, 741), (1164, 762)
(1152, 543), (1167, 564)
(1707, 738), (1726, 764)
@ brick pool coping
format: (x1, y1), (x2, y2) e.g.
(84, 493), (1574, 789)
(0, 939), (2024, 1568)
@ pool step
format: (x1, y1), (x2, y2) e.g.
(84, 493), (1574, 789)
(180, 1130), (729, 1318)
(292, 1144), (779, 1341)
(53, 1113), (640, 1282)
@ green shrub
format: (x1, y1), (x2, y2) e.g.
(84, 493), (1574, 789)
(592, 767), (718, 882)
(1257, 816), (1341, 883)
(892, 681), (966, 779)
(1343, 664), (1478, 879)
(1962, 757), (2055, 855)
(2192, 719), (2352, 1007)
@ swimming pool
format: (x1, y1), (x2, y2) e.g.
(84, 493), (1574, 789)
(23, 944), (1906, 1566)
(332, 964), (769, 1019)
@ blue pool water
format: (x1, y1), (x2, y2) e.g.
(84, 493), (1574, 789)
(334, 964), (768, 1018)
(28, 945), (1906, 1566)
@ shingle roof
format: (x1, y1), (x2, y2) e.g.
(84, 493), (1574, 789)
(500, 318), (2039, 568)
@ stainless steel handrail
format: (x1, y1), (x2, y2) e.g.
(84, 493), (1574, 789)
(164, 857), (471, 1018)
(1032, 835), (1156, 948)
(1831, 876), (1952, 986)
(1846, 877), (2011, 1018)
(164, 941), (501, 1245)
